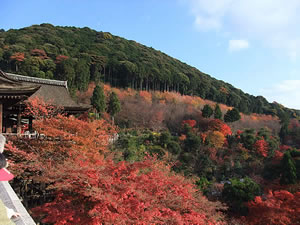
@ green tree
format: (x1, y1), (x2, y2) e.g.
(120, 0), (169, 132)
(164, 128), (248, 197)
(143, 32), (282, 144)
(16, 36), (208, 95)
(278, 111), (290, 144)
(107, 91), (121, 124)
(240, 129), (256, 150)
(91, 84), (106, 116)
(202, 104), (213, 118)
(167, 141), (181, 155)
(55, 58), (76, 86)
(75, 58), (90, 91)
(224, 107), (241, 122)
(222, 177), (260, 214)
(214, 104), (222, 120)
(159, 130), (172, 148)
(184, 132), (201, 152)
(280, 151), (297, 185)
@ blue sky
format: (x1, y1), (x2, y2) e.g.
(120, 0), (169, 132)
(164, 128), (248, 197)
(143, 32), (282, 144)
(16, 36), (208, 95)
(1, 0), (300, 109)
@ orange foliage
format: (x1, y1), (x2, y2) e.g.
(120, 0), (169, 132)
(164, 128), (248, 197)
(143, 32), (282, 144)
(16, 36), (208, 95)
(10, 52), (25, 62)
(76, 82), (96, 104)
(161, 91), (179, 104)
(200, 133), (207, 143)
(139, 91), (152, 103)
(207, 131), (225, 148)
(103, 84), (111, 95)
(231, 113), (280, 134)
(55, 55), (69, 63)
(159, 99), (166, 105)
(123, 88), (136, 98)
(179, 134), (187, 141)
(208, 119), (232, 136)
(23, 96), (63, 119)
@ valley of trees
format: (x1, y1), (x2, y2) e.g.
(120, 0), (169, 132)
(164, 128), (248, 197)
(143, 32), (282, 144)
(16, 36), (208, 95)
(2, 24), (300, 224)
(0, 23), (299, 119)
(2, 84), (299, 224)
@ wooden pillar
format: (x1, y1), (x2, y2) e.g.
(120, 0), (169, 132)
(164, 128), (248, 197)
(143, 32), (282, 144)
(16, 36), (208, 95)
(17, 105), (21, 135)
(29, 117), (33, 132)
(0, 104), (2, 134)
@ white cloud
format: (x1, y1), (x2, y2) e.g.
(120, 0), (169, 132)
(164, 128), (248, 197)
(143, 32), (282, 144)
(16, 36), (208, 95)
(194, 15), (221, 31)
(228, 39), (249, 52)
(184, 0), (300, 59)
(260, 80), (300, 109)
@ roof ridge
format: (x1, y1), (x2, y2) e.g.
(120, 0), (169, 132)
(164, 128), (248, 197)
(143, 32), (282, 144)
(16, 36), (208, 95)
(6, 73), (68, 88)
(0, 70), (23, 84)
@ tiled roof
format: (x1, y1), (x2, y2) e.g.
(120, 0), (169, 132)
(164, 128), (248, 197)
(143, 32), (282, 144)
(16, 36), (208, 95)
(5, 73), (68, 88)
(1, 71), (90, 111)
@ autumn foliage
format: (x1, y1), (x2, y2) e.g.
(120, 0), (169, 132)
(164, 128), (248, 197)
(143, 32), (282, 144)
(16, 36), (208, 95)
(6, 97), (226, 224)
(32, 156), (226, 224)
(55, 55), (69, 64)
(10, 52), (25, 62)
(22, 96), (63, 119)
(246, 190), (300, 225)
(253, 139), (268, 158)
(207, 119), (232, 136)
(182, 119), (197, 128)
(207, 131), (226, 148)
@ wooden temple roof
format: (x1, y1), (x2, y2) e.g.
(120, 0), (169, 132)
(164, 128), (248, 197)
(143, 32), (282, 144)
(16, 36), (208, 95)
(1, 71), (91, 112)
(0, 71), (40, 96)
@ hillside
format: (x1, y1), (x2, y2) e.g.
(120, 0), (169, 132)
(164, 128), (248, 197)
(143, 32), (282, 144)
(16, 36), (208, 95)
(78, 82), (281, 134)
(7, 82), (300, 225)
(0, 23), (298, 118)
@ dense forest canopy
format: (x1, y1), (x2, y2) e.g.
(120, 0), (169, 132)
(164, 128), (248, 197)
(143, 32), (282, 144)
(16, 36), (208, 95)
(0, 23), (299, 118)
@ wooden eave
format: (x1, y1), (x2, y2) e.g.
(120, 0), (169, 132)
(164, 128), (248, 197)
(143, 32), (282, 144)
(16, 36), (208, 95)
(0, 70), (41, 96)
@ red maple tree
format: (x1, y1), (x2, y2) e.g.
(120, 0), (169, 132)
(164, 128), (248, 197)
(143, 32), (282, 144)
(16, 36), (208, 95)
(32, 155), (226, 224)
(253, 139), (268, 158)
(22, 96), (63, 120)
(207, 119), (232, 136)
(246, 190), (300, 225)
(182, 119), (197, 128)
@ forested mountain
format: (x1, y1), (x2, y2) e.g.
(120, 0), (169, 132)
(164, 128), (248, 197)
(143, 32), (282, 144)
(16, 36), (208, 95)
(0, 23), (298, 118)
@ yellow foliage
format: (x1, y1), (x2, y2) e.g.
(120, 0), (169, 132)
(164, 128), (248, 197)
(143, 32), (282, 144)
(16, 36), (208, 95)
(207, 131), (225, 148)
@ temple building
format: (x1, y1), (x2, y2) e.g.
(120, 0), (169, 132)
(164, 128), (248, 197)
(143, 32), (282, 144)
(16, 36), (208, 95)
(0, 70), (90, 134)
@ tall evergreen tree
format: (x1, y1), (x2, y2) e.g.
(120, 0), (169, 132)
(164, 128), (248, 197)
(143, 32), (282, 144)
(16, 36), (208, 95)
(202, 104), (213, 118)
(91, 84), (106, 116)
(278, 111), (290, 144)
(280, 151), (297, 185)
(224, 108), (241, 123)
(75, 58), (90, 91)
(107, 91), (121, 124)
(214, 104), (222, 120)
